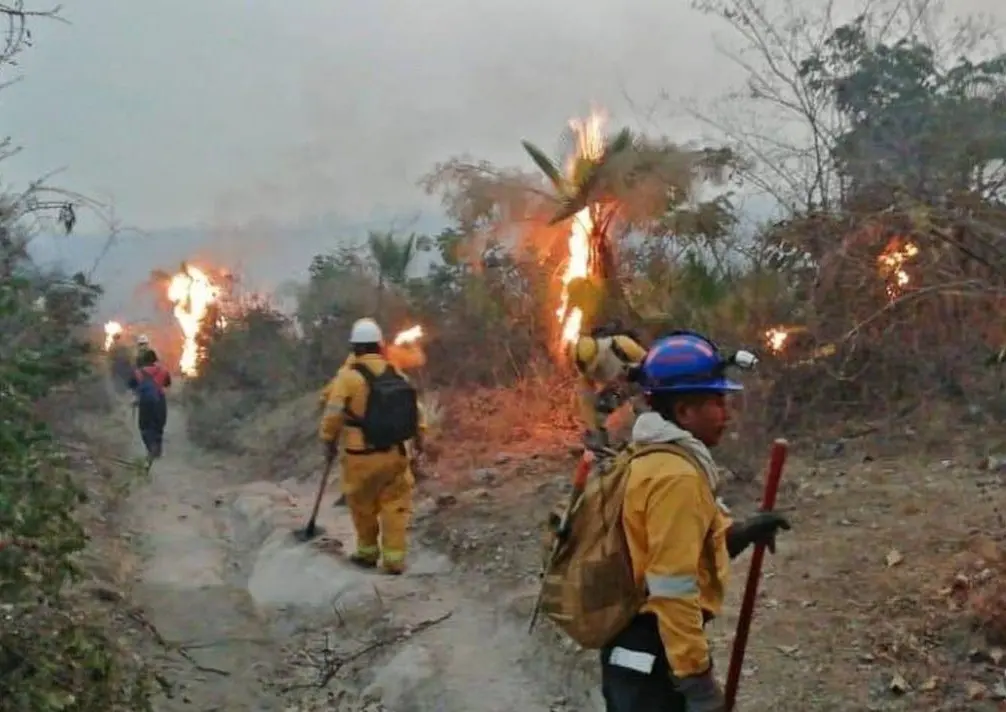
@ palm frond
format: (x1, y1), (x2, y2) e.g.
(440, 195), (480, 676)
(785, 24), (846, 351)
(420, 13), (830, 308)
(606, 128), (633, 155)
(547, 195), (591, 225)
(521, 140), (567, 194)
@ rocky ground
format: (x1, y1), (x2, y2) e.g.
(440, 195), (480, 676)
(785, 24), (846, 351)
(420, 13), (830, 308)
(79, 389), (1006, 710)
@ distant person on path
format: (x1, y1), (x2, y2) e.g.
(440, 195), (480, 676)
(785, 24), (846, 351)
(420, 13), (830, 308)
(134, 333), (152, 368)
(107, 332), (134, 394)
(128, 348), (172, 464)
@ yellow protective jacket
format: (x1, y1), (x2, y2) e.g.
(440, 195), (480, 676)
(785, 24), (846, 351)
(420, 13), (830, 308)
(318, 355), (357, 412)
(622, 413), (732, 678)
(570, 333), (648, 430)
(318, 354), (426, 471)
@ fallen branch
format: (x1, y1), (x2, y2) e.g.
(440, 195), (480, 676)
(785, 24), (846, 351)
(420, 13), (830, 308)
(287, 610), (454, 691)
(169, 635), (272, 650)
(125, 607), (232, 677)
(318, 609), (453, 686)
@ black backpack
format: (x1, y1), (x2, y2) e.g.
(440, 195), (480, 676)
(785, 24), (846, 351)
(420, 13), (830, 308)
(347, 363), (420, 452)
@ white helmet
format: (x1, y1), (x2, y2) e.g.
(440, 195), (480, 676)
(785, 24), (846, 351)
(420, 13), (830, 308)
(136, 334), (150, 346)
(349, 318), (383, 344)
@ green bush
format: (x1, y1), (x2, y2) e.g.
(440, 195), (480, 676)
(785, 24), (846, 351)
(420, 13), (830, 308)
(0, 270), (152, 711)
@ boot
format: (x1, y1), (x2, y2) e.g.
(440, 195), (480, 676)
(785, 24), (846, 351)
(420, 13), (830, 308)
(347, 552), (378, 569)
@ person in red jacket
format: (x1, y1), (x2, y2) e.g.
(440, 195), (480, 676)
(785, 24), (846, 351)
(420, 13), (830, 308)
(128, 349), (172, 462)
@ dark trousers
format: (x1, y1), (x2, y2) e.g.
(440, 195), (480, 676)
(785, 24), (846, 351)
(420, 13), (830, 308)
(601, 613), (687, 712)
(137, 398), (167, 459)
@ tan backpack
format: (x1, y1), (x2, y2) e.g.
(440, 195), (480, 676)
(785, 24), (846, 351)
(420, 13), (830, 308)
(537, 442), (702, 649)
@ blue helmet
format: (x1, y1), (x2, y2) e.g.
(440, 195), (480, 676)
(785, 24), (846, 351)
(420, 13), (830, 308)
(641, 330), (744, 394)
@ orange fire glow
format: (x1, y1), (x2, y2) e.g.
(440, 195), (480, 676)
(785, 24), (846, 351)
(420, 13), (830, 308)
(387, 324), (426, 371)
(103, 321), (123, 351)
(555, 111), (606, 347)
(878, 240), (919, 300)
(166, 264), (224, 376)
(393, 325), (423, 345)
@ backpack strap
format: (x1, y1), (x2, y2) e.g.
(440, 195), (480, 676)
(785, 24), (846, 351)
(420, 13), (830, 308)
(626, 441), (707, 475)
(344, 362), (375, 427)
(610, 337), (630, 365)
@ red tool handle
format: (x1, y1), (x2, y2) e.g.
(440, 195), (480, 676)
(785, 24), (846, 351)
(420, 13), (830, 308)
(572, 450), (594, 491)
(724, 438), (789, 711)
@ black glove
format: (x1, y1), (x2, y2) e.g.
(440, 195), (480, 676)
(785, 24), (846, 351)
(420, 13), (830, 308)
(323, 440), (337, 464)
(726, 511), (791, 559)
(595, 387), (623, 415)
(582, 428), (609, 452)
(677, 670), (726, 712)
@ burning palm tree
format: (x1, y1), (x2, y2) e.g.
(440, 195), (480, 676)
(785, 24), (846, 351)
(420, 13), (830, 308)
(522, 115), (633, 339)
(523, 112), (737, 344)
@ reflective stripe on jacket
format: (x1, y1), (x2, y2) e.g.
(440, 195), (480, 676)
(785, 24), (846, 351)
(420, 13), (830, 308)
(622, 449), (732, 677)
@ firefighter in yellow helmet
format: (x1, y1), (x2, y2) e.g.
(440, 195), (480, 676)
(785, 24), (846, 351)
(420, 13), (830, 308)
(602, 331), (789, 711)
(569, 322), (648, 450)
(318, 318), (426, 575)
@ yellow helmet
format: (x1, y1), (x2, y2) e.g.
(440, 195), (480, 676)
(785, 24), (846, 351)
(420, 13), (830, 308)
(569, 335), (598, 375)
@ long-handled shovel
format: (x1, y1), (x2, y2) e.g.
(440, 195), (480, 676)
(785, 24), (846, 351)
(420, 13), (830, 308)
(293, 452), (336, 542)
(724, 438), (789, 711)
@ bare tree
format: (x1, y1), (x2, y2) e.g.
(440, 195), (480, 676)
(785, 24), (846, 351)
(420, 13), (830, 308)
(686, 0), (1000, 215)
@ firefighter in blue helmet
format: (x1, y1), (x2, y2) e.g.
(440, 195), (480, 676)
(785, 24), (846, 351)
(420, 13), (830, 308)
(602, 330), (789, 712)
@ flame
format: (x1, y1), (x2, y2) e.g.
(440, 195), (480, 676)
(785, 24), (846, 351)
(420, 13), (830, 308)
(104, 321), (123, 351)
(765, 327), (789, 353)
(166, 264), (223, 376)
(555, 111), (606, 347)
(764, 325), (836, 364)
(393, 325), (423, 345)
(878, 240), (919, 300)
(387, 325), (426, 371)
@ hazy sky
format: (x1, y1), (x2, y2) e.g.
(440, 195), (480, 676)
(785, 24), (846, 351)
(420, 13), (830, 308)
(4, 0), (1003, 236)
(2, 0), (745, 234)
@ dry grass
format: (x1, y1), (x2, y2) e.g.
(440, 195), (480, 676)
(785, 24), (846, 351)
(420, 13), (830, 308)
(233, 392), (322, 482)
(433, 372), (580, 484)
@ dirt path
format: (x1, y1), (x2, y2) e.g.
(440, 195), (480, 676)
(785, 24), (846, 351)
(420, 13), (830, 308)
(119, 400), (585, 711)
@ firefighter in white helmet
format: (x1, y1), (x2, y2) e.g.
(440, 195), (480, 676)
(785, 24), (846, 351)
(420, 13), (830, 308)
(134, 334), (153, 368)
(318, 318), (428, 574)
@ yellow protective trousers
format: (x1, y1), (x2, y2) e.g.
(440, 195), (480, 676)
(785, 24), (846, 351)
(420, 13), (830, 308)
(340, 450), (415, 572)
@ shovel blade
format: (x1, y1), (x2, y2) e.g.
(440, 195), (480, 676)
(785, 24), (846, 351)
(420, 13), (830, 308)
(292, 522), (325, 542)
